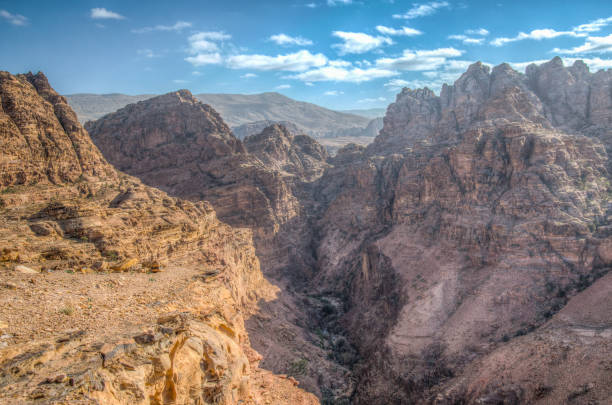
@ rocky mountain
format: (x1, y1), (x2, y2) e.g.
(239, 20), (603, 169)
(0, 71), (317, 404)
(232, 120), (302, 140)
(12, 56), (612, 405)
(312, 57), (612, 403)
(85, 93), (354, 401)
(65, 91), (371, 139)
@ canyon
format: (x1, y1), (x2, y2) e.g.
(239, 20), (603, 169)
(1, 56), (611, 405)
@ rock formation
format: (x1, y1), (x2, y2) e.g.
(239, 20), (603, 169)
(42, 57), (612, 404)
(312, 58), (612, 403)
(0, 71), (317, 404)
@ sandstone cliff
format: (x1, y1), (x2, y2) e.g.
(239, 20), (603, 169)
(312, 58), (612, 404)
(0, 71), (317, 404)
(75, 57), (612, 404)
(85, 96), (352, 401)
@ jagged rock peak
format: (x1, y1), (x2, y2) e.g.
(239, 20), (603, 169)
(244, 124), (329, 179)
(0, 70), (115, 186)
(372, 56), (611, 152)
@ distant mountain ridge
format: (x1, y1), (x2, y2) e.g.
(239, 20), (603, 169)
(65, 91), (371, 138)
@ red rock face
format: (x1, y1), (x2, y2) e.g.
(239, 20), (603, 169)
(0, 72), (115, 186)
(78, 57), (611, 404)
(0, 71), (319, 404)
(312, 58), (612, 404)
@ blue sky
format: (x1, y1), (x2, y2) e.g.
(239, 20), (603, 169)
(1, 0), (611, 110)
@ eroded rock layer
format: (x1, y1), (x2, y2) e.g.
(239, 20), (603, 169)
(313, 58), (612, 404)
(0, 71), (317, 405)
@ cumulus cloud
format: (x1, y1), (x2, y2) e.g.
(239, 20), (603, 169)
(332, 31), (393, 55)
(376, 25), (422, 36)
(327, 0), (353, 5)
(289, 66), (398, 83)
(383, 79), (411, 90)
(90, 8), (125, 20)
(132, 21), (191, 34)
(0, 9), (28, 26)
(553, 34), (612, 55)
(491, 28), (586, 46)
(376, 48), (463, 71)
(185, 53), (223, 66)
(226, 50), (327, 71)
(324, 90), (344, 95)
(465, 28), (489, 36)
(448, 28), (488, 45)
(393, 1), (449, 19)
(185, 31), (231, 66)
(276, 84), (292, 89)
(573, 16), (612, 34)
(269, 33), (313, 46)
(305, 3), (318, 8)
(491, 16), (612, 47)
(240, 73), (258, 78)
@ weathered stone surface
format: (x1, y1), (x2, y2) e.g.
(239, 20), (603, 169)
(311, 58), (612, 403)
(0, 71), (317, 405)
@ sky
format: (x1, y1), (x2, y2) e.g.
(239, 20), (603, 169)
(1, 0), (611, 110)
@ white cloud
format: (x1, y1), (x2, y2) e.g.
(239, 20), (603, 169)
(465, 28), (489, 36)
(448, 35), (485, 45)
(289, 66), (398, 83)
(226, 50), (327, 71)
(376, 25), (422, 36)
(192, 71), (202, 76)
(393, 1), (449, 19)
(324, 90), (344, 95)
(327, 0), (353, 5)
(132, 21), (191, 34)
(173, 79), (189, 84)
(185, 31), (231, 66)
(376, 48), (463, 70)
(269, 33), (313, 46)
(240, 73), (258, 78)
(90, 8), (125, 20)
(185, 53), (223, 66)
(332, 31), (393, 55)
(573, 16), (612, 34)
(358, 97), (387, 103)
(553, 34), (612, 55)
(276, 84), (292, 89)
(491, 28), (586, 46)
(383, 79), (411, 90)
(0, 9), (28, 26)
(448, 28), (488, 45)
(305, 3), (318, 8)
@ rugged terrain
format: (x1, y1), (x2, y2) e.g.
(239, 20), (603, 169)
(4, 56), (611, 405)
(87, 57), (612, 404)
(312, 57), (612, 404)
(0, 71), (317, 404)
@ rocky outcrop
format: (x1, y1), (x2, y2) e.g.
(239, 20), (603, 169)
(244, 124), (329, 181)
(0, 71), (317, 404)
(232, 120), (301, 140)
(0, 72), (115, 186)
(311, 58), (612, 403)
(85, 96), (351, 401)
